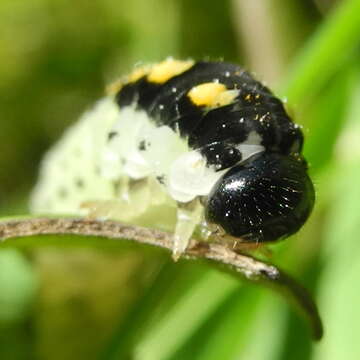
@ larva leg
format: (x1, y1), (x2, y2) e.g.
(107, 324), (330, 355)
(172, 198), (203, 260)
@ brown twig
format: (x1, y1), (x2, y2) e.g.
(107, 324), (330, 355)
(0, 217), (323, 340)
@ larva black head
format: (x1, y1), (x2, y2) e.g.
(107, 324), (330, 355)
(205, 153), (315, 243)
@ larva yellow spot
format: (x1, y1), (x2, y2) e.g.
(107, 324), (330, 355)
(147, 59), (194, 84)
(214, 89), (239, 107)
(128, 65), (153, 82)
(106, 79), (124, 95)
(188, 83), (226, 106)
(188, 83), (238, 107)
(106, 65), (153, 95)
(106, 59), (194, 95)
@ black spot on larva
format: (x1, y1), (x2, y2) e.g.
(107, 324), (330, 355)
(138, 139), (147, 151)
(107, 131), (118, 141)
(58, 187), (68, 199)
(156, 175), (166, 184)
(75, 178), (85, 188)
(138, 140), (151, 151)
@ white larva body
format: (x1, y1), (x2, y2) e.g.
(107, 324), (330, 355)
(31, 98), (171, 219)
(31, 98), (118, 214)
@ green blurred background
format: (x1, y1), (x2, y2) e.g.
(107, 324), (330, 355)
(1, 0), (360, 359)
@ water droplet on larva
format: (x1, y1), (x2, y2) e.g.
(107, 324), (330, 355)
(159, 104), (164, 110)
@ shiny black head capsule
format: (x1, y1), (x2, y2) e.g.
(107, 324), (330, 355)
(205, 153), (315, 242)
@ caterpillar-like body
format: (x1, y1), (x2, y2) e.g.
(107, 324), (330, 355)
(31, 58), (315, 258)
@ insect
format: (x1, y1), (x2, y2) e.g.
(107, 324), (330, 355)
(31, 58), (315, 259)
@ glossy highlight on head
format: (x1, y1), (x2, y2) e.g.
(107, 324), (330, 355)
(205, 152), (315, 243)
